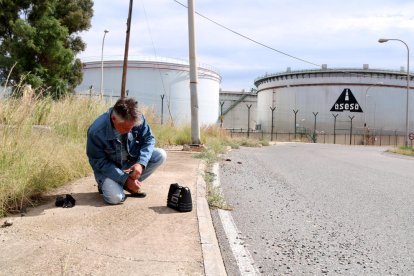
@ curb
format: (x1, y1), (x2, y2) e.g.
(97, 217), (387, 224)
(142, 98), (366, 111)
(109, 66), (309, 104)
(196, 161), (227, 276)
(211, 162), (259, 276)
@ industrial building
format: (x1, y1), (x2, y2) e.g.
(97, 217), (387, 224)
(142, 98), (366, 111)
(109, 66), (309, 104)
(75, 57), (221, 125)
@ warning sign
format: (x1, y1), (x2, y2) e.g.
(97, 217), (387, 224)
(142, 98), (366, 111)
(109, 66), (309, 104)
(330, 88), (363, 113)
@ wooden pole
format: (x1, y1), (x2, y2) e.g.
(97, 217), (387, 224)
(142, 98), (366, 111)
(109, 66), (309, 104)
(121, 0), (133, 98)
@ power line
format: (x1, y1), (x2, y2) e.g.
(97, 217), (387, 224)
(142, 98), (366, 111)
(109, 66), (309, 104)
(173, 0), (321, 68)
(173, 1), (397, 80)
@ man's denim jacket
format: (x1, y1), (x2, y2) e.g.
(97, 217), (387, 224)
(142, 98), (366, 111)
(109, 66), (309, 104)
(86, 108), (155, 186)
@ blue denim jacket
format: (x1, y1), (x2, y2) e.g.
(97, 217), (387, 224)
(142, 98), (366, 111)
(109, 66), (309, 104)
(86, 108), (155, 186)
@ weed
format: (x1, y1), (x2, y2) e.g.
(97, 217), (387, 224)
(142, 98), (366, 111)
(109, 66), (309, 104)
(206, 184), (232, 210)
(202, 170), (231, 210)
(387, 146), (414, 157)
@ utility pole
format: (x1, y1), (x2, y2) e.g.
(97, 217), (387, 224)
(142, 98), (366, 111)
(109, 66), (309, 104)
(121, 0), (133, 98)
(187, 0), (200, 145)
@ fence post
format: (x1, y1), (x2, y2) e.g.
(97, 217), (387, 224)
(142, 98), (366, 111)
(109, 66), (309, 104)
(349, 115), (355, 145)
(332, 113), (339, 144)
(394, 130), (397, 147)
(246, 104), (252, 138)
(293, 109), (299, 140)
(220, 101), (225, 128)
(270, 106), (276, 141)
(379, 129), (382, 146)
(313, 112), (318, 143)
(160, 94), (165, 125)
(89, 85), (93, 98)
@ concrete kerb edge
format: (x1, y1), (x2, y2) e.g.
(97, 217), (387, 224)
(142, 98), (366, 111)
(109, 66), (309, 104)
(196, 161), (227, 276)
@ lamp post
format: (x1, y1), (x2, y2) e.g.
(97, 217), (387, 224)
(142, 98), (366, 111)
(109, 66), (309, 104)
(364, 82), (382, 145)
(100, 29), (109, 98)
(378, 38), (410, 147)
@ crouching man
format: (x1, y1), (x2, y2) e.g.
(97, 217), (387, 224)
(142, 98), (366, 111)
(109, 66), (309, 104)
(86, 97), (166, 204)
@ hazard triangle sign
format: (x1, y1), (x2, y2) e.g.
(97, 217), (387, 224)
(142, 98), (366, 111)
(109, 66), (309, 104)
(330, 88), (363, 112)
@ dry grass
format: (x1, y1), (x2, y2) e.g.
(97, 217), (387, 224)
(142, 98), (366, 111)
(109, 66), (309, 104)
(0, 96), (109, 216)
(0, 95), (269, 216)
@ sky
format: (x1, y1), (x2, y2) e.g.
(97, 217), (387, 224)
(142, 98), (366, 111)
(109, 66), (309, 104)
(77, 0), (414, 91)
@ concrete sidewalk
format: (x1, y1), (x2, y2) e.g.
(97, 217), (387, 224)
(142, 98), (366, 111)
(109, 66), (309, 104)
(0, 150), (226, 275)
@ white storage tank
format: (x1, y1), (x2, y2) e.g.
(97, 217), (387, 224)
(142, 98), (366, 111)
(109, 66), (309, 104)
(255, 66), (414, 140)
(75, 56), (221, 125)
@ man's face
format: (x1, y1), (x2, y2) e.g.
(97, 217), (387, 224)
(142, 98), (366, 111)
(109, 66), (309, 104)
(112, 116), (135, 134)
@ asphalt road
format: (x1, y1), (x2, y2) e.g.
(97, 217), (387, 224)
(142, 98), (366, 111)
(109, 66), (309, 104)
(213, 143), (414, 275)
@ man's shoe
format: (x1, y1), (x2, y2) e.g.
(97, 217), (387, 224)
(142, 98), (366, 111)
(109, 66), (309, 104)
(126, 192), (147, 198)
(124, 186), (147, 198)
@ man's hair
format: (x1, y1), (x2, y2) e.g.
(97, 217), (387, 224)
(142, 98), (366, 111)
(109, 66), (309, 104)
(112, 97), (141, 123)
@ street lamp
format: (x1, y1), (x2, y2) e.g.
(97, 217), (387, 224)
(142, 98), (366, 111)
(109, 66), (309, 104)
(378, 38), (410, 147)
(100, 29), (109, 98)
(364, 82), (383, 145)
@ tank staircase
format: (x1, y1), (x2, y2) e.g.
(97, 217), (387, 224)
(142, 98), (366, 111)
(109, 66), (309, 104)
(220, 89), (256, 119)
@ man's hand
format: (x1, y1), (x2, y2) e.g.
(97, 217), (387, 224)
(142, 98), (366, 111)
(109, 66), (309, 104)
(127, 163), (144, 180)
(124, 177), (142, 194)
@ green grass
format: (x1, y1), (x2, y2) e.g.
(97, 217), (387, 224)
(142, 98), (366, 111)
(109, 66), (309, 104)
(387, 146), (414, 156)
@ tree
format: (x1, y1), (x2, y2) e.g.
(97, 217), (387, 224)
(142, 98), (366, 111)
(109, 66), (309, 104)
(0, 0), (93, 98)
